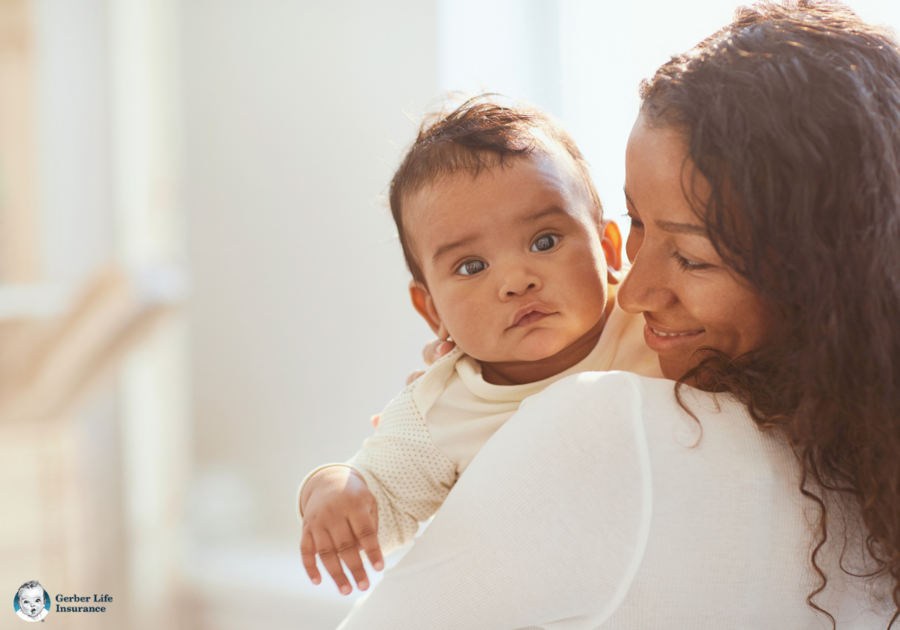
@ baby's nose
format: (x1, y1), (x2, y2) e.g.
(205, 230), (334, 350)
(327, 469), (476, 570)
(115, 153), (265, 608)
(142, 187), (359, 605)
(499, 267), (542, 298)
(506, 281), (537, 297)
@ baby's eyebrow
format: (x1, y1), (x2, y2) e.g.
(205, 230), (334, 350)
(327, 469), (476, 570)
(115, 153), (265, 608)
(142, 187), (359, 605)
(432, 234), (479, 264)
(522, 206), (568, 222)
(430, 206), (569, 264)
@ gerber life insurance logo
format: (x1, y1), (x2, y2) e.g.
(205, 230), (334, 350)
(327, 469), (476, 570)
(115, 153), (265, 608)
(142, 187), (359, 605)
(13, 581), (50, 623)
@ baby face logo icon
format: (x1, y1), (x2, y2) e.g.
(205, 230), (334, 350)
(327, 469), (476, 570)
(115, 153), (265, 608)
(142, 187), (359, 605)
(14, 581), (50, 623)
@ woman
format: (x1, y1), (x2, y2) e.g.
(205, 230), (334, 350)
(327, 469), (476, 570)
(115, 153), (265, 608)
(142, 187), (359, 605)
(339, 2), (900, 627)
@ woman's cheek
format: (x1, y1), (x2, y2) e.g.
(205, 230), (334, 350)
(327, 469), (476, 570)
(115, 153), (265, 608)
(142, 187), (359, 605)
(625, 231), (642, 264)
(692, 282), (766, 357)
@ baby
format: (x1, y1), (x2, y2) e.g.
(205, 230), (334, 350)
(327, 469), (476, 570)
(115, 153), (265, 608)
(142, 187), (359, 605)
(16, 581), (48, 622)
(298, 97), (661, 594)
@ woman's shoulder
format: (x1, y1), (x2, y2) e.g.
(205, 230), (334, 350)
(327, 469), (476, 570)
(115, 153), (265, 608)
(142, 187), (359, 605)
(515, 371), (688, 452)
(517, 371), (647, 432)
(524, 370), (682, 418)
(533, 370), (752, 424)
(507, 371), (661, 487)
(524, 370), (790, 481)
(529, 369), (654, 397)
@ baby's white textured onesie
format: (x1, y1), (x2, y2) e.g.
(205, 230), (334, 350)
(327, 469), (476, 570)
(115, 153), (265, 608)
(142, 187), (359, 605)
(298, 303), (662, 553)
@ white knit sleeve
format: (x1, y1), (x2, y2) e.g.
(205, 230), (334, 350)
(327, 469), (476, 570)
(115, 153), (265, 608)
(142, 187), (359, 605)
(337, 371), (653, 630)
(343, 382), (459, 554)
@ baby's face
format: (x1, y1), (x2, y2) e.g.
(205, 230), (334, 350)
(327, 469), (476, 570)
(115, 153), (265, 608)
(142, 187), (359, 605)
(406, 152), (609, 363)
(18, 587), (44, 618)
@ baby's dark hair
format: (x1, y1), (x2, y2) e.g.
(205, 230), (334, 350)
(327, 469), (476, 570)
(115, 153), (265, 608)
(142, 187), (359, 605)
(389, 95), (602, 283)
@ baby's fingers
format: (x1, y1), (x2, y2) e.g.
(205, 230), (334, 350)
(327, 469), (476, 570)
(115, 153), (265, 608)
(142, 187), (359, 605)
(300, 529), (322, 585)
(313, 529), (354, 595)
(331, 521), (371, 591)
(349, 509), (384, 572)
(405, 371), (425, 386)
(422, 339), (455, 366)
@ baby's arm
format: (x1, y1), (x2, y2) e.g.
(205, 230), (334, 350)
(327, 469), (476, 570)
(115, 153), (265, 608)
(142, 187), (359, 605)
(299, 382), (458, 590)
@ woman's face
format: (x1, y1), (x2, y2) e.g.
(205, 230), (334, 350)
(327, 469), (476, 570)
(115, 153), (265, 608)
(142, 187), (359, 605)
(617, 114), (773, 380)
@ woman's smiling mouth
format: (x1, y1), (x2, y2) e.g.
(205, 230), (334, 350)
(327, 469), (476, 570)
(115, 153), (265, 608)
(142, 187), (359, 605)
(649, 327), (698, 337)
(642, 320), (705, 353)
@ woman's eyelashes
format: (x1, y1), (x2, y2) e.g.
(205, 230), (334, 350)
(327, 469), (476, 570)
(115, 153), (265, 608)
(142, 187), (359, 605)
(456, 259), (488, 276)
(671, 250), (710, 271)
(530, 233), (559, 252)
(625, 212), (644, 229)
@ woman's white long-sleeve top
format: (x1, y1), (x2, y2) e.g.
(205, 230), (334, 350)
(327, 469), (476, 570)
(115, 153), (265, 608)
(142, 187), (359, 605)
(338, 371), (895, 630)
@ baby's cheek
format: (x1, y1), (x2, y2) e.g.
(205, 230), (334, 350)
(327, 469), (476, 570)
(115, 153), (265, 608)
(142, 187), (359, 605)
(441, 302), (490, 353)
(568, 260), (608, 315)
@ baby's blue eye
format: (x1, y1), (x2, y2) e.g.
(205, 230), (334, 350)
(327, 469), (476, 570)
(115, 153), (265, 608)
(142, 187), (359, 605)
(457, 260), (487, 276)
(531, 234), (559, 252)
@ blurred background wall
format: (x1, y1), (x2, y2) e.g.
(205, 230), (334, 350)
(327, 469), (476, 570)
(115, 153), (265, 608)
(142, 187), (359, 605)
(3, 1), (900, 629)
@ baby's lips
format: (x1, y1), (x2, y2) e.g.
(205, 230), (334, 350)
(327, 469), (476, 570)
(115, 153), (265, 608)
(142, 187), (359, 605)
(509, 302), (553, 328)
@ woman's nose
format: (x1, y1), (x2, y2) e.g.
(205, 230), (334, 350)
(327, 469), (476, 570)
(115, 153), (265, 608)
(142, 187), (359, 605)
(498, 265), (542, 299)
(617, 245), (677, 314)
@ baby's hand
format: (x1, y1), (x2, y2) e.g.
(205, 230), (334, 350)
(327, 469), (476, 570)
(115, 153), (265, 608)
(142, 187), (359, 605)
(422, 339), (456, 367)
(299, 467), (384, 594)
(398, 341), (456, 390)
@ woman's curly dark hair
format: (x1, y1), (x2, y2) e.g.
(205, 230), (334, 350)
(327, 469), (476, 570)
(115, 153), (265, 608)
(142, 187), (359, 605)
(640, 1), (900, 626)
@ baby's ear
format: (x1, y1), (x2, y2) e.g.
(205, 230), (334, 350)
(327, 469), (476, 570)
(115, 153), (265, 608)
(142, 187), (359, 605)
(409, 280), (449, 339)
(600, 220), (624, 284)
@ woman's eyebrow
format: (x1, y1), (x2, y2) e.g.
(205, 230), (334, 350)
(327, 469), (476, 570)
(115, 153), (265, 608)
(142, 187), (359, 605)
(655, 220), (707, 235)
(623, 188), (705, 235)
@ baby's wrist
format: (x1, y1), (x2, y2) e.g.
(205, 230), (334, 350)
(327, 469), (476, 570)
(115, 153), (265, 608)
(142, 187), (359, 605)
(300, 466), (365, 513)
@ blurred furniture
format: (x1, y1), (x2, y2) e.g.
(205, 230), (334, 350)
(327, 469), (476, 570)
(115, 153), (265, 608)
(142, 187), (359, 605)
(0, 0), (40, 283)
(0, 265), (183, 630)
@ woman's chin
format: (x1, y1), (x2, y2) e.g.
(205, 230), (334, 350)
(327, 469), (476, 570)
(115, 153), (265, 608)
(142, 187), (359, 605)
(658, 357), (690, 381)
